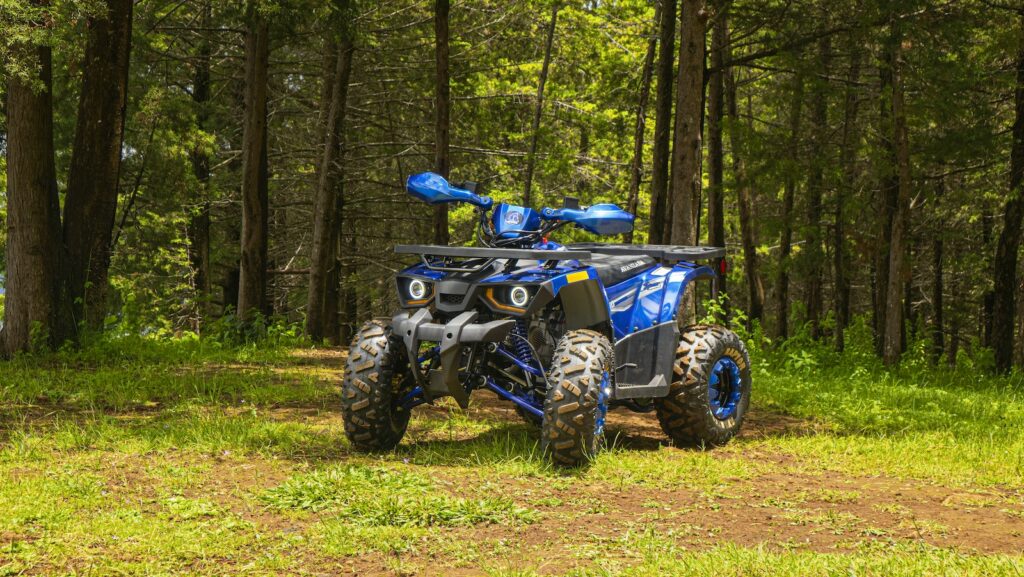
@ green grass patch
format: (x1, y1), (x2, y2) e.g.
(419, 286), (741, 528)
(261, 464), (537, 527)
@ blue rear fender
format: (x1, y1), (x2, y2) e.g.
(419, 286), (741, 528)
(605, 262), (717, 340)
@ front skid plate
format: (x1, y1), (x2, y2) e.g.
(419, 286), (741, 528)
(392, 309), (514, 408)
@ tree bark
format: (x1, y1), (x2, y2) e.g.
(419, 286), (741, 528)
(237, 2), (271, 321)
(982, 209), (994, 345)
(648, 0), (677, 244)
(307, 2), (355, 342)
(874, 23), (899, 357)
(62, 0), (133, 332)
(947, 243), (961, 367)
(834, 42), (862, 352)
(2, 27), (64, 355)
(803, 36), (831, 339)
(668, 0), (706, 246)
(624, 1), (660, 244)
(706, 8), (726, 252)
(188, 0), (213, 331)
(523, 2), (560, 206)
(883, 18), (911, 366)
(433, 0), (451, 244)
(932, 190), (944, 365)
(993, 10), (1024, 372)
(725, 60), (763, 325)
(774, 70), (804, 341)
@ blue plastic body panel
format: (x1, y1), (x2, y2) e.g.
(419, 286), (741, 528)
(541, 203), (634, 235)
(397, 251), (715, 343)
(492, 204), (542, 239)
(604, 262), (717, 340)
(406, 172), (493, 209)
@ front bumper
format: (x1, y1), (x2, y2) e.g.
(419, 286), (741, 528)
(392, 309), (515, 408)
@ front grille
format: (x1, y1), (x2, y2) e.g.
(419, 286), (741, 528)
(440, 293), (465, 305)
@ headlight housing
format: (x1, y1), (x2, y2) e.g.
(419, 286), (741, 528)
(398, 277), (433, 307)
(484, 285), (537, 314)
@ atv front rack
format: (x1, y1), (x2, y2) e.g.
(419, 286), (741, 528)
(569, 243), (725, 263)
(395, 244), (591, 273)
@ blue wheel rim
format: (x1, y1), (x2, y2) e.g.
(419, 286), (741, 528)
(708, 356), (743, 420)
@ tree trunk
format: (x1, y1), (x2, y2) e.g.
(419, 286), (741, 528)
(433, 0), (451, 244)
(648, 0), (677, 244)
(883, 19), (911, 366)
(875, 23), (900, 357)
(982, 208), (994, 345)
(707, 7), (726, 256)
(62, 0), (133, 332)
(927, 174), (944, 364)
(237, 2), (271, 321)
(993, 11), (1024, 373)
(803, 36), (831, 339)
(835, 41), (862, 352)
(523, 2), (560, 206)
(947, 244), (960, 367)
(725, 61), (763, 325)
(774, 70), (804, 341)
(2, 32), (64, 355)
(624, 1), (660, 244)
(307, 3), (355, 342)
(668, 0), (706, 246)
(188, 0), (213, 331)
(339, 232), (358, 345)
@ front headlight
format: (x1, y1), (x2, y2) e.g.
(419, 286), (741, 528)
(509, 286), (530, 307)
(398, 277), (433, 306)
(409, 279), (428, 300)
(484, 285), (537, 313)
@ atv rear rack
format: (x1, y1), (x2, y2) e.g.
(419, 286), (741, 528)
(569, 243), (725, 263)
(395, 244), (591, 273)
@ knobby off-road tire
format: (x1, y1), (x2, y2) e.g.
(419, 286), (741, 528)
(656, 325), (751, 447)
(341, 320), (411, 452)
(542, 329), (612, 467)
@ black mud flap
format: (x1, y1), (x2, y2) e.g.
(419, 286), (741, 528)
(612, 322), (677, 399)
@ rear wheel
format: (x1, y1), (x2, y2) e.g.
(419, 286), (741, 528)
(341, 320), (411, 452)
(655, 325), (751, 447)
(541, 329), (612, 466)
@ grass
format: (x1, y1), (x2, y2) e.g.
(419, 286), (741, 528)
(0, 328), (1023, 575)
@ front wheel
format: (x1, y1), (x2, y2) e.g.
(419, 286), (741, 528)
(341, 320), (411, 452)
(542, 329), (612, 467)
(656, 325), (751, 447)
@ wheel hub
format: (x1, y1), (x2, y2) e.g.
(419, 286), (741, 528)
(709, 356), (742, 420)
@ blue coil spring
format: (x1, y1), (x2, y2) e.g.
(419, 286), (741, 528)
(512, 319), (536, 366)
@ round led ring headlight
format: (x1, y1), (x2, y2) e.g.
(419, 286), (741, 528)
(509, 286), (530, 308)
(408, 279), (428, 300)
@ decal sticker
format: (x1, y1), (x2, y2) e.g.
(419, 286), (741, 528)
(619, 259), (649, 273)
(504, 211), (523, 225)
(566, 271), (590, 283)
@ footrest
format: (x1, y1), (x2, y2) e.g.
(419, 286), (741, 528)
(613, 375), (670, 400)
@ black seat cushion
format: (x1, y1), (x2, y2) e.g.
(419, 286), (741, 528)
(582, 254), (657, 287)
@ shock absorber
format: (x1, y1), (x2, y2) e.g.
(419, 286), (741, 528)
(512, 318), (537, 368)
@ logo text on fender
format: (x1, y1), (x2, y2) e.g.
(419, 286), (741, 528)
(620, 259), (648, 273)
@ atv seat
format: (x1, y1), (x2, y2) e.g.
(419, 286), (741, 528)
(583, 254), (657, 287)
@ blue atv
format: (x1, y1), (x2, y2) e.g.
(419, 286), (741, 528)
(342, 172), (752, 466)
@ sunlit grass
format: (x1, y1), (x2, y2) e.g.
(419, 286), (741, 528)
(1, 331), (1024, 575)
